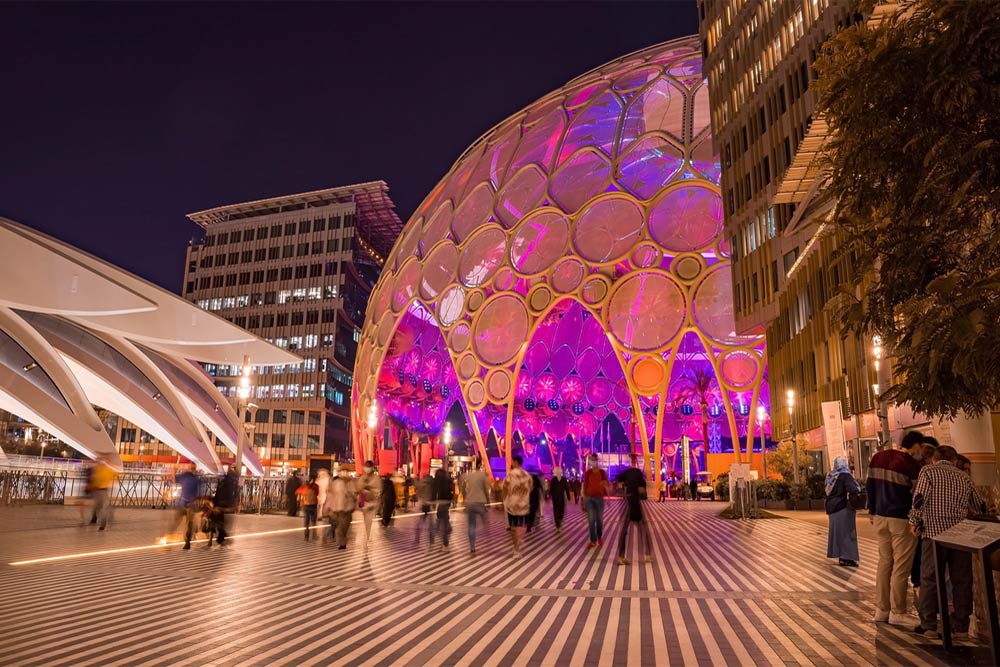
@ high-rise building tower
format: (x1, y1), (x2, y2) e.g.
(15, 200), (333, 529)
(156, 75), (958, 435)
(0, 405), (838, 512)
(183, 182), (402, 472)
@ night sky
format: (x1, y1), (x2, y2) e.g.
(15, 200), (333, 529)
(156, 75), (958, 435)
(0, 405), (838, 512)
(1, 2), (698, 292)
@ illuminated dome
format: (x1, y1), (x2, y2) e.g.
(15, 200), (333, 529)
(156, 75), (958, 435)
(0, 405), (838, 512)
(354, 36), (767, 485)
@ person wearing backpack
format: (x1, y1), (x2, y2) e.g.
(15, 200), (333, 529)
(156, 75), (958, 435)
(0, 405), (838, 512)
(296, 475), (320, 540)
(581, 453), (609, 548)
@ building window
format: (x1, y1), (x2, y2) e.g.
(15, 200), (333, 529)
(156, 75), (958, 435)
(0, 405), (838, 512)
(271, 433), (286, 448)
(262, 314), (274, 327)
(241, 250), (253, 263)
(249, 315), (260, 328)
(121, 428), (136, 443)
(291, 410), (305, 424)
(258, 226), (269, 240)
(308, 410), (322, 425)
(282, 245), (294, 259)
(277, 313), (289, 327)
(289, 336), (303, 350)
(290, 434), (303, 449)
(244, 229), (255, 242)
(306, 310), (319, 325)
(312, 241), (324, 255)
(293, 288), (307, 302)
(291, 312), (304, 326)
(315, 218), (327, 232)
(297, 243), (310, 257)
(227, 252), (239, 264)
(280, 267), (293, 280)
(238, 272), (251, 285)
(305, 334), (318, 349)
(324, 262), (337, 276)
(253, 433), (268, 447)
(321, 309), (335, 323)
(252, 270), (264, 283)
(284, 223), (296, 235)
(326, 239), (339, 253)
(307, 435), (320, 450)
(299, 220), (311, 234)
(267, 269), (278, 281)
(309, 263), (322, 277)
(230, 231), (241, 243)
(307, 286), (322, 300)
(271, 224), (282, 237)
(254, 248), (267, 262)
(295, 265), (308, 279)
(288, 384), (300, 399)
(225, 274), (237, 287)
(218, 233), (229, 245)
(324, 286), (338, 299)
(268, 247), (280, 260)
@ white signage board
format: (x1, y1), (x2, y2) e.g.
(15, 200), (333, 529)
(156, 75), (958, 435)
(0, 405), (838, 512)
(821, 400), (848, 466)
(729, 463), (751, 502)
(933, 519), (1000, 551)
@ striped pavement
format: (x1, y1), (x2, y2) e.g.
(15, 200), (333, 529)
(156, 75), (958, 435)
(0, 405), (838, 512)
(0, 501), (990, 666)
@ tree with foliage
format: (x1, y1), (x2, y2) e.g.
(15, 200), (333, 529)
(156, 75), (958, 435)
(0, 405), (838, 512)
(814, 0), (1000, 417)
(767, 436), (812, 482)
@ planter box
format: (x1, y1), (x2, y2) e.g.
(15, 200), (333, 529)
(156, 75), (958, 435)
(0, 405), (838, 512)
(760, 499), (792, 510)
(810, 499), (826, 511)
(792, 500), (812, 511)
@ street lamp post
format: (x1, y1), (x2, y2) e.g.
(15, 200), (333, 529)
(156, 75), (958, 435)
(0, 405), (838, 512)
(234, 355), (252, 510)
(757, 405), (768, 480)
(787, 389), (799, 484)
(872, 336), (891, 449)
(367, 402), (379, 463)
(138, 444), (144, 468)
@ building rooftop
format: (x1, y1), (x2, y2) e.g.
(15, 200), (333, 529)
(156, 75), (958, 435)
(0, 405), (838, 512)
(187, 180), (404, 260)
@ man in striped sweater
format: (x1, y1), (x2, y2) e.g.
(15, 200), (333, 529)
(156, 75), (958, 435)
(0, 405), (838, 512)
(866, 430), (923, 626)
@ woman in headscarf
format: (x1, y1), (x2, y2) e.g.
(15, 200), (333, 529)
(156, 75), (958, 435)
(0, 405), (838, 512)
(825, 456), (861, 567)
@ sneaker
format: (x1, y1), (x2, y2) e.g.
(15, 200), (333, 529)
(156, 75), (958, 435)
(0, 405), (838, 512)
(913, 625), (939, 639)
(618, 556), (630, 565)
(98, 526), (105, 531)
(888, 612), (911, 627)
(587, 542), (596, 549)
(597, 538), (604, 546)
(470, 548), (476, 556)
(873, 609), (890, 622)
(182, 543), (191, 550)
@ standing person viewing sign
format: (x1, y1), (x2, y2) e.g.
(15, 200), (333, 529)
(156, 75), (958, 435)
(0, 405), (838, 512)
(581, 453), (609, 548)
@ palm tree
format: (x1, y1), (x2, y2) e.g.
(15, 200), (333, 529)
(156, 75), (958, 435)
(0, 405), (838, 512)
(673, 367), (720, 453)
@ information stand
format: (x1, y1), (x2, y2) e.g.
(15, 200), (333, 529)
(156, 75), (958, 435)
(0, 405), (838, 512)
(932, 519), (1000, 664)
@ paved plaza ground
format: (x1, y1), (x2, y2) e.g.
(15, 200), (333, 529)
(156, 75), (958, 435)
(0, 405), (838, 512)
(0, 500), (992, 667)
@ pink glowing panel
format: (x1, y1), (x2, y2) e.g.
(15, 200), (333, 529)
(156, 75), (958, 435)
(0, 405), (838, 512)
(391, 259), (422, 313)
(648, 187), (723, 252)
(717, 235), (732, 258)
(467, 125), (519, 190)
(613, 66), (662, 92)
(449, 321), (471, 351)
(374, 282), (392, 316)
(620, 78), (686, 150)
(524, 341), (550, 376)
(564, 80), (609, 109)
(551, 258), (585, 293)
(419, 241), (458, 301)
(393, 219), (423, 270)
(473, 295), (529, 365)
(691, 85), (711, 139)
(423, 354), (443, 383)
(437, 285), (465, 327)
(510, 210), (569, 275)
(420, 201), (454, 256)
(495, 164), (548, 228)
(586, 377), (615, 406)
(509, 106), (566, 173)
(459, 227), (507, 287)
(439, 144), (482, 210)
(561, 376), (585, 403)
(550, 344), (577, 378)
(669, 57), (703, 87)
(375, 311), (395, 347)
(690, 135), (721, 184)
(607, 273), (685, 351)
(558, 91), (622, 164)
(721, 351), (758, 388)
(616, 135), (684, 200)
(549, 149), (612, 213)
(534, 374), (557, 400)
(693, 266), (742, 345)
(573, 196), (644, 263)
(452, 182), (495, 244)
(577, 347), (601, 380)
(515, 373), (532, 399)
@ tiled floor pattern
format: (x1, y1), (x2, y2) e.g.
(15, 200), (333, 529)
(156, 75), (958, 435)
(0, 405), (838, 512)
(0, 501), (989, 666)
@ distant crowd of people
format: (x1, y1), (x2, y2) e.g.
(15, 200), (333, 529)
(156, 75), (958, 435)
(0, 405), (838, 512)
(824, 430), (984, 640)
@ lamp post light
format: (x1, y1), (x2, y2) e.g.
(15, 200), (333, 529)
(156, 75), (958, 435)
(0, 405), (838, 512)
(787, 389), (799, 484)
(39, 440), (46, 461)
(234, 356), (252, 490)
(138, 444), (145, 468)
(757, 405), (768, 480)
(367, 401), (379, 463)
(872, 335), (891, 449)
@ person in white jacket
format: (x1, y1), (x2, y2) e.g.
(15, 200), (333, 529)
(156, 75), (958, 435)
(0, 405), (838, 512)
(324, 471), (355, 549)
(355, 460), (381, 547)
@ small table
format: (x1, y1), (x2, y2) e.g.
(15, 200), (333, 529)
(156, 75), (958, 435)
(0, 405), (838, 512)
(932, 519), (1000, 665)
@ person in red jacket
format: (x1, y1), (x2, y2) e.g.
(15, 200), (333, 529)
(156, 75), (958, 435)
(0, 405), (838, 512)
(581, 453), (609, 548)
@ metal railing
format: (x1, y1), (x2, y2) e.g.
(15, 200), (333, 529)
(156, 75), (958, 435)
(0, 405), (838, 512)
(0, 469), (68, 505)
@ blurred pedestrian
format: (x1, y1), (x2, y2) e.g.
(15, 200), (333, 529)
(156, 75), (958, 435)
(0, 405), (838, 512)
(356, 460), (381, 547)
(616, 454), (652, 565)
(825, 456), (860, 567)
(171, 463), (200, 549)
(549, 467), (570, 531)
(503, 455), (532, 558)
(463, 459), (491, 555)
(326, 471), (355, 549)
(910, 445), (986, 639)
(526, 471), (543, 533)
(431, 468), (453, 550)
(570, 477), (581, 505)
(212, 466), (240, 546)
(296, 475), (320, 540)
(316, 469), (331, 514)
(581, 453), (609, 548)
(89, 454), (118, 531)
(415, 471), (434, 544)
(79, 460), (96, 525)
(380, 474), (396, 527)
(285, 470), (300, 517)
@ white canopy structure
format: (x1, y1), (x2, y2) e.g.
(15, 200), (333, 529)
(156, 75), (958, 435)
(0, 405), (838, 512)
(0, 217), (300, 474)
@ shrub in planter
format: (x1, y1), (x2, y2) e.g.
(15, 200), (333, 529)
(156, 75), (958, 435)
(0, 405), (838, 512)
(790, 482), (811, 502)
(806, 474), (826, 500)
(714, 472), (730, 501)
(757, 479), (791, 501)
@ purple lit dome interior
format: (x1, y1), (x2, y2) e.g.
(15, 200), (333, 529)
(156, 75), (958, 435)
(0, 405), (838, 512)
(354, 36), (768, 483)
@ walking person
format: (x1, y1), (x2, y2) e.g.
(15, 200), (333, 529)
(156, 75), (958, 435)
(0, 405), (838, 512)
(296, 475), (320, 540)
(172, 463), (201, 549)
(212, 466), (240, 546)
(581, 454), (609, 548)
(548, 467), (570, 531)
(380, 474), (396, 527)
(327, 471), (355, 549)
(503, 455), (532, 558)
(910, 445), (986, 639)
(285, 470), (300, 517)
(316, 469), (331, 517)
(616, 454), (653, 565)
(415, 471), (435, 544)
(867, 430), (923, 625)
(825, 456), (861, 567)
(571, 477), (581, 505)
(89, 454), (118, 531)
(431, 468), (453, 550)
(463, 459), (491, 555)
(909, 441), (938, 604)
(356, 460), (381, 547)
(526, 471), (543, 533)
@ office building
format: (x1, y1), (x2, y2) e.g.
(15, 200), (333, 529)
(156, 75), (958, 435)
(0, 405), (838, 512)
(182, 182), (403, 472)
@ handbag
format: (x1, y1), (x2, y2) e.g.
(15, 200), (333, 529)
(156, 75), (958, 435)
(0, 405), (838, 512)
(847, 489), (867, 511)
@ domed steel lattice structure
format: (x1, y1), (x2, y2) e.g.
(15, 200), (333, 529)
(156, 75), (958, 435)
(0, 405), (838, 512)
(353, 36), (768, 487)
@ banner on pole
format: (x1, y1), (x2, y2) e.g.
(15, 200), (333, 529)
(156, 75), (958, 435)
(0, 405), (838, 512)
(821, 400), (848, 465)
